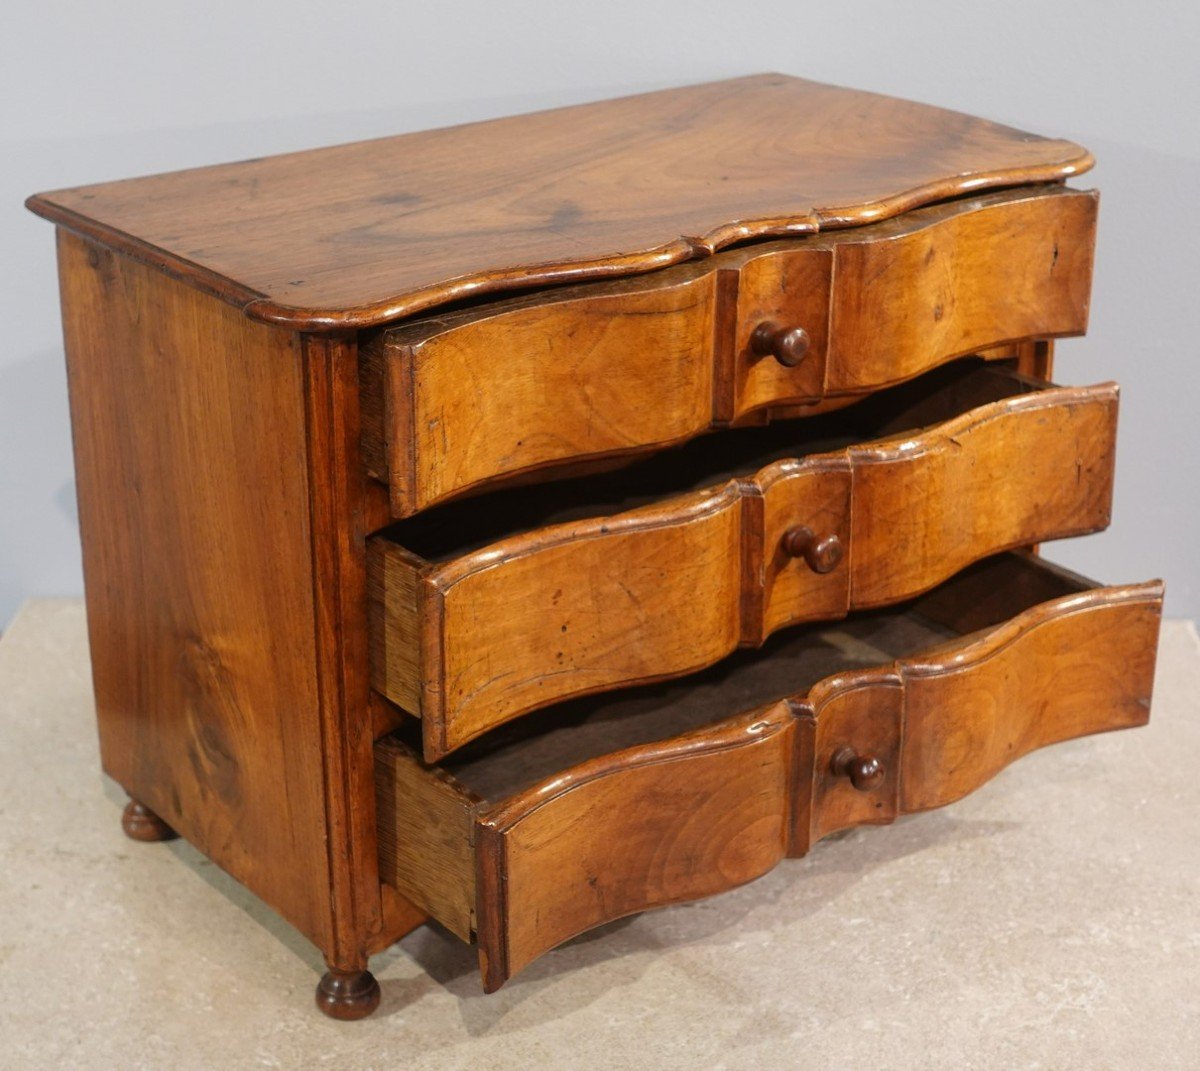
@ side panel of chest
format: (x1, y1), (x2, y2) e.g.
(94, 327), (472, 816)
(56, 232), (340, 951)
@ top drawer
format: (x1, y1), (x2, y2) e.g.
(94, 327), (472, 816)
(361, 185), (1097, 517)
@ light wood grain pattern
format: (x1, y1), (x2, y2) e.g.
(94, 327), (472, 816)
(476, 707), (796, 991)
(372, 554), (1163, 990)
(374, 740), (479, 941)
(27, 75), (1091, 331)
(434, 486), (745, 757)
(793, 576), (1163, 850)
(380, 274), (719, 510)
(898, 586), (1162, 813)
(370, 371), (1119, 760)
(804, 670), (903, 841)
(847, 383), (1118, 606)
(758, 457), (852, 638)
(818, 184), (1096, 393)
(367, 542), (424, 714)
(362, 186), (1096, 515)
(56, 231), (333, 950)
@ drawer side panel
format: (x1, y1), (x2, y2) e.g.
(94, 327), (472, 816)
(375, 738), (478, 941)
(367, 541), (424, 713)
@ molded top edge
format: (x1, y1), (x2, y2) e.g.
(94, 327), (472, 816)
(27, 74), (1092, 333)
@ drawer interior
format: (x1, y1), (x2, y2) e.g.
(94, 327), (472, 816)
(380, 550), (1091, 824)
(375, 549), (1160, 988)
(378, 356), (1042, 561)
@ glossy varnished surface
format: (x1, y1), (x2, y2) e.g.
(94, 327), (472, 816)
(27, 75), (1091, 330)
(29, 73), (1146, 1023)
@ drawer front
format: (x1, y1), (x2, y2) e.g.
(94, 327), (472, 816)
(373, 558), (1162, 985)
(898, 591), (1162, 813)
(846, 384), (1117, 606)
(476, 708), (796, 991)
(433, 487), (745, 757)
(371, 376), (1119, 760)
(362, 186), (1096, 517)
(467, 567), (1161, 990)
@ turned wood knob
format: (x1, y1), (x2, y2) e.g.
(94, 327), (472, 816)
(750, 321), (811, 367)
(782, 525), (843, 573)
(830, 747), (886, 791)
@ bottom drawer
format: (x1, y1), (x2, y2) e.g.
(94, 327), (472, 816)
(374, 552), (1162, 991)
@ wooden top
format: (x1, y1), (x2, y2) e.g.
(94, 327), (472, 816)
(27, 74), (1092, 332)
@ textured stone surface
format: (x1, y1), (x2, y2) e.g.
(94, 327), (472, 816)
(1, 598), (1197, 1070)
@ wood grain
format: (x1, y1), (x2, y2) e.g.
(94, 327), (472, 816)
(847, 382), (1118, 606)
(27, 75), (1092, 331)
(56, 231), (334, 949)
(804, 670), (903, 842)
(433, 484), (745, 756)
(898, 585), (1162, 813)
(367, 542), (424, 714)
(370, 368), (1120, 759)
(56, 231), (426, 981)
(363, 186), (1096, 515)
(819, 185), (1096, 392)
(475, 707), (796, 991)
(300, 333), (390, 972)
(374, 739), (479, 941)
(372, 553), (1163, 990)
(384, 274), (719, 511)
(758, 457), (852, 638)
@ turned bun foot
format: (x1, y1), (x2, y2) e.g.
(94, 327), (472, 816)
(315, 969), (381, 1020)
(121, 799), (178, 842)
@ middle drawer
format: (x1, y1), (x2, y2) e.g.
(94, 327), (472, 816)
(369, 359), (1117, 760)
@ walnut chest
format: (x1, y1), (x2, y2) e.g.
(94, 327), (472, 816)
(27, 74), (1162, 1019)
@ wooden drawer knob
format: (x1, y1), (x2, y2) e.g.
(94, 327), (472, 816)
(750, 321), (811, 367)
(782, 525), (843, 573)
(830, 747), (885, 791)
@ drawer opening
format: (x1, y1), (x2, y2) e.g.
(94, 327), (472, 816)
(375, 551), (1162, 990)
(376, 356), (1038, 562)
(384, 552), (1091, 803)
(369, 354), (1119, 759)
(360, 186), (1097, 519)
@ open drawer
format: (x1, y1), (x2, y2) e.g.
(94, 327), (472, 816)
(360, 185), (1097, 517)
(369, 359), (1118, 759)
(375, 552), (1162, 991)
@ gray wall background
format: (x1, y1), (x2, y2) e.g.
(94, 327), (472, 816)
(3, 1), (1197, 626)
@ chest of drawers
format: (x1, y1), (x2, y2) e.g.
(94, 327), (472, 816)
(27, 74), (1162, 1020)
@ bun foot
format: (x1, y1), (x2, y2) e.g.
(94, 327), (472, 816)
(315, 969), (381, 1020)
(121, 799), (178, 842)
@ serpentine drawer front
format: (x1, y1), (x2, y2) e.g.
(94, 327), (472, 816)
(369, 361), (1118, 759)
(29, 75), (1158, 1020)
(360, 185), (1097, 517)
(374, 553), (1163, 990)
